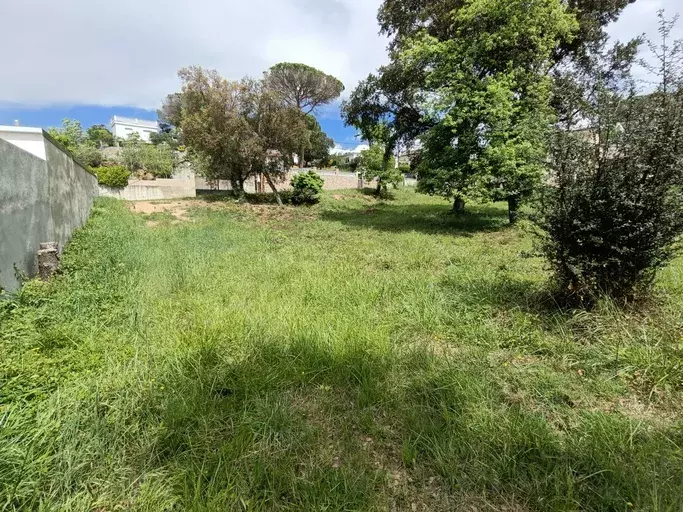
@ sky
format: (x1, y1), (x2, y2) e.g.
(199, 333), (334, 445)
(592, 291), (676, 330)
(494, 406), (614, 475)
(0, 0), (681, 148)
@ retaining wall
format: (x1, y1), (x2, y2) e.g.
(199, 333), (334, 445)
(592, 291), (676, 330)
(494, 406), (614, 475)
(99, 178), (196, 201)
(0, 134), (99, 292)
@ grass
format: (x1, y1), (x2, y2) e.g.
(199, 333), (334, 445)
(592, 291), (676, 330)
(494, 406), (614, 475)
(1, 188), (682, 511)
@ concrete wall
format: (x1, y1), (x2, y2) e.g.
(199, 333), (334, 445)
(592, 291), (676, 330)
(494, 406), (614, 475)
(0, 134), (98, 292)
(195, 169), (367, 193)
(0, 126), (47, 160)
(99, 178), (196, 201)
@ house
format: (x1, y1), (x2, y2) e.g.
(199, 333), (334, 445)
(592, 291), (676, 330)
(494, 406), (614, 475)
(0, 125), (47, 159)
(110, 116), (159, 142)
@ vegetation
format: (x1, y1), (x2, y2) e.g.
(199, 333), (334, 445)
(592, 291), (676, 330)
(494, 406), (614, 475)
(1, 191), (682, 510)
(166, 66), (310, 204)
(358, 144), (402, 197)
(291, 170), (325, 205)
(346, 0), (577, 221)
(538, 14), (683, 304)
(265, 63), (344, 167)
(86, 124), (115, 148)
(121, 136), (174, 178)
(92, 165), (131, 188)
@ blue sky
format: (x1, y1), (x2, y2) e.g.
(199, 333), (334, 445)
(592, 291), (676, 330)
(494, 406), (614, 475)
(0, 104), (362, 150)
(1, 0), (679, 151)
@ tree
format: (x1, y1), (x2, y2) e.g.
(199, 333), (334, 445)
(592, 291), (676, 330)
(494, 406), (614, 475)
(86, 124), (115, 148)
(47, 118), (86, 152)
(538, 13), (683, 304)
(347, 0), (635, 221)
(358, 144), (402, 197)
(377, 0), (634, 63)
(305, 115), (334, 167)
(171, 67), (308, 204)
(265, 63), (344, 167)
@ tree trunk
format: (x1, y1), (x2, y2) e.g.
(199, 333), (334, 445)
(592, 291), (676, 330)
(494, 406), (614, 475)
(375, 180), (382, 196)
(300, 146), (306, 169)
(507, 196), (519, 224)
(452, 196), (466, 214)
(230, 178), (245, 200)
(263, 170), (283, 206)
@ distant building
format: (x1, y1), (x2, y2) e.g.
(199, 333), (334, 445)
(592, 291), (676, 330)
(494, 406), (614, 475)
(110, 116), (158, 143)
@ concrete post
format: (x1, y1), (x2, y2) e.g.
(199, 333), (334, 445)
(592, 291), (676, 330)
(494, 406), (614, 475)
(37, 242), (59, 281)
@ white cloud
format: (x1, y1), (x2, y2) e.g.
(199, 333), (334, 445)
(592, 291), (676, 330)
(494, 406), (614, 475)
(1, 0), (680, 110)
(0, 0), (388, 109)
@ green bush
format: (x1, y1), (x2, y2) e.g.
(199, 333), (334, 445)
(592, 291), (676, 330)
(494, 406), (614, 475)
(121, 142), (174, 178)
(291, 171), (324, 205)
(93, 166), (130, 188)
(73, 144), (103, 168)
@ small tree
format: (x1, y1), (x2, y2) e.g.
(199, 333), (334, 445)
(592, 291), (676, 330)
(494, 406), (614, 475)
(291, 171), (325, 205)
(538, 13), (683, 304)
(47, 118), (86, 152)
(358, 144), (402, 197)
(86, 124), (115, 148)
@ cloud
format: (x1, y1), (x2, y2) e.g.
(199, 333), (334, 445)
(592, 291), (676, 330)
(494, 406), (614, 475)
(2, 0), (680, 111)
(0, 0), (388, 109)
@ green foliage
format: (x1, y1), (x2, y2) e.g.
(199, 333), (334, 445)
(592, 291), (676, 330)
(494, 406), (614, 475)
(86, 124), (115, 148)
(47, 118), (86, 152)
(346, 0), (578, 221)
(72, 144), (103, 168)
(170, 66), (309, 202)
(266, 63), (345, 114)
(149, 129), (180, 149)
(538, 15), (683, 304)
(92, 165), (130, 187)
(121, 140), (174, 178)
(358, 144), (402, 196)
(291, 170), (324, 205)
(304, 115), (334, 167)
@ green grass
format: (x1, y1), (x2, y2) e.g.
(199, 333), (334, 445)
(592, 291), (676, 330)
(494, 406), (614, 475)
(1, 189), (682, 511)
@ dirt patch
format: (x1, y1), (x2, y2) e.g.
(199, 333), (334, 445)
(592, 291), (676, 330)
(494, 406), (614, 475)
(128, 200), (192, 222)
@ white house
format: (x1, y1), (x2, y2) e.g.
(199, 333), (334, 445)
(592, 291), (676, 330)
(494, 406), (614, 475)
(110, 116), (159, 142)
(0, 125), (47, 159)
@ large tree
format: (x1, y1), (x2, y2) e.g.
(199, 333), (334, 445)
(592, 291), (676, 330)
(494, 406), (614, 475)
(171, 67), (308, 204)
(265, 63), (344, 167)
(346, 0), (634, 221)
(86, 124), (115, 148)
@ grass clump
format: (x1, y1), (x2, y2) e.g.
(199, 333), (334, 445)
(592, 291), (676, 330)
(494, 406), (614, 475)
(1, 190), (682, 511)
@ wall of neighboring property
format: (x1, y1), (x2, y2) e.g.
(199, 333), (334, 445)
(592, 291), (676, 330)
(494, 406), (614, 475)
(99, 178), (196, 201)
(195, 170), (366, 193)
(44, 137), (99, 247)
(0, 134), (99, 292)
(0, 126), (47, 160)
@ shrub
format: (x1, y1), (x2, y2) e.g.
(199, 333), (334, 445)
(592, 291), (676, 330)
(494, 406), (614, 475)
(73, 144), (103, 168)
(291, 171), (324, 205)
(93, 166), (130, 188)
(121, 142), (174, 178)
(538, 19), (683, 304)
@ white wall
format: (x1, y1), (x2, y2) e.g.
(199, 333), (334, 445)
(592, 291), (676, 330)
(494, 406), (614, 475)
(111, 122), (158, 142)
(0, 127), (46, 160)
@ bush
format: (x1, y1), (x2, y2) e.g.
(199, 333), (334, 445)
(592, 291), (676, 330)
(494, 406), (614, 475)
(538, 22), (683, 305)
(291, 171), (324, 205)
(72, 144), (103, 168)
(121, 142), (174, 178)
(93, 166), (130, 188)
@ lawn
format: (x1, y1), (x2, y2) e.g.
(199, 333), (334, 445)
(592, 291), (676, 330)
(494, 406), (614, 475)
(1, 189), (682, 511)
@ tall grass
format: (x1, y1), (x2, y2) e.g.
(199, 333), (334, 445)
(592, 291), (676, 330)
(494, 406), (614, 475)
(1, 191), (682, 511)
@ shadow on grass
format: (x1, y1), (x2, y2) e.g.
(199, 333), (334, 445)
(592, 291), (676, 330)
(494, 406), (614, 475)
(197, 190), (294, 205)
(320, 202), (510, 236)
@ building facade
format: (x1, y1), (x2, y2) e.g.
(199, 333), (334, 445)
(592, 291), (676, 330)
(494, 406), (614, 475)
(110, 116), (159, 142)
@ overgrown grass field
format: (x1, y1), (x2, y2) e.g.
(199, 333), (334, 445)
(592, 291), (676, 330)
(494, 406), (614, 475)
(1, 189), (682, 511)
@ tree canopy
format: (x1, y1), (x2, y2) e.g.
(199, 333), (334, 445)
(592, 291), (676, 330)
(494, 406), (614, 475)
(168, 66), (309, 203)
(265, 63), (344, 114)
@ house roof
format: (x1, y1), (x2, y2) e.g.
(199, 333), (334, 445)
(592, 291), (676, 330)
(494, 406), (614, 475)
(110, 116), (158, 129)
